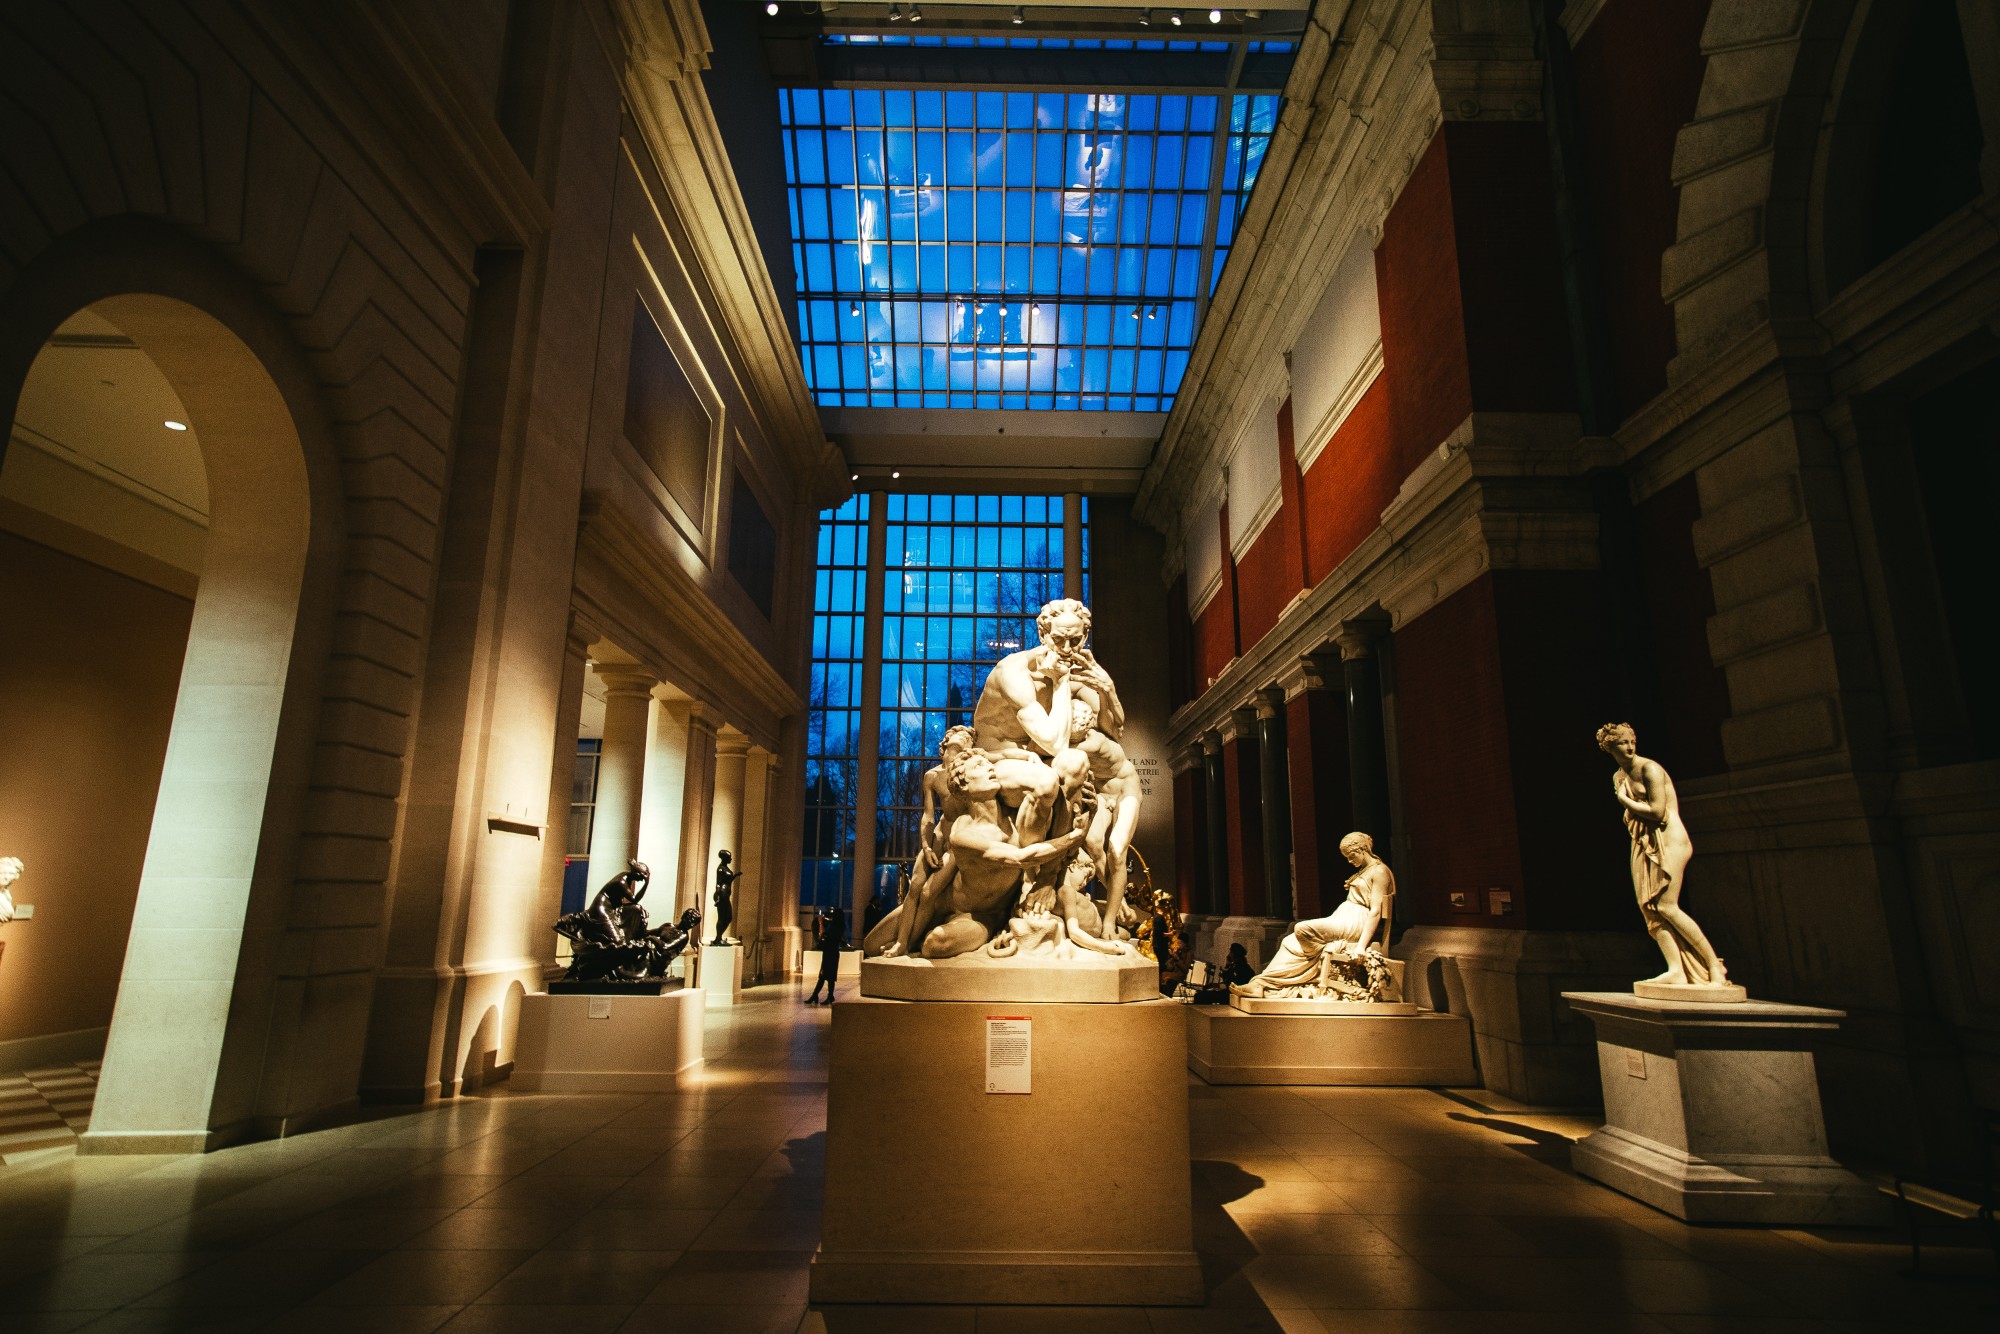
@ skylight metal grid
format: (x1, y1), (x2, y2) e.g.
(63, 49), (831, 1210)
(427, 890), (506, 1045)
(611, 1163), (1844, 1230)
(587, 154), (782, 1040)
(779, 87), (1278, 410)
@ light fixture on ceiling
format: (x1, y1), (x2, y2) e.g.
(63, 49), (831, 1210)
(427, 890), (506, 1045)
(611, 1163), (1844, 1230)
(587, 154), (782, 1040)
(892, 470), (902, 478)
(765, 1), (779, 14)
(1030, 301), (1041, 313)
(1130, 306), (1142, 320)
(849, 300), (861, 316)
(1138, 7), (1151, 24)
(1147, 305), (1158, 319)
(1169, 10), (1183, 27)
(1012, 5), (1025, 25)
(908, 4), (922, 21)
(851, 473), (859, 481)
(1208, 8), (1222, 23)
(998, 302), (1009, 315)
(888, 3), (902, 21)
(164, 419), (188, 431)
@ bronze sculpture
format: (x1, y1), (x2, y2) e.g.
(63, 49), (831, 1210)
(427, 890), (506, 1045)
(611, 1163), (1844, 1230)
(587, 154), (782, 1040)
(553, 859), (700, 990)
(711, 849), (739, 945)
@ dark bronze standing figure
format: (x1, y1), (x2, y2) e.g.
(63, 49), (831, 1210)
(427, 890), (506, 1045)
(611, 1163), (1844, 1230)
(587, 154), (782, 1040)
(711, 849), (739, 945)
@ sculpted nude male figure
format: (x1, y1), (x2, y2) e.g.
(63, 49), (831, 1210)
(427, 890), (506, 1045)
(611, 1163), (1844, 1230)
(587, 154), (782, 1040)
(874, 725), (976, 958)
(923, 750), (1086, 959)
(970, 599), (1124, 845)
(1070, 696), (1141, 944)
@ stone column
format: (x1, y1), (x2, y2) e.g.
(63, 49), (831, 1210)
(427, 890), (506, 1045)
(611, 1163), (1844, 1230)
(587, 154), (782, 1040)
(735, 744), (775, 975)
(767, 711), (808, 975)
(637, 700), (691, 891)
(1282, 652), (1349, 921)
(1337, 624), (1392, 845)
(583, 663), (658, 881)
(845, 495), (889, 944)
(709, 729), (749, 904)
(1254, 688), (1292, 920)
(1220, 707), (1265, 917)
(1200, 733), (1228, 920)
(674, 703), (718, 918)
(1063, 490), (1084, 601)
(534, 621), (592, 968)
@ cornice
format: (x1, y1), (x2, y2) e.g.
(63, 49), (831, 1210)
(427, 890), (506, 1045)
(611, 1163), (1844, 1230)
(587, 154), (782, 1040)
(601, 0), (848, 511)
(574, 494), (803, 752)
(1136, 0), (1439, 533)
(1164, 411), (1606, 752)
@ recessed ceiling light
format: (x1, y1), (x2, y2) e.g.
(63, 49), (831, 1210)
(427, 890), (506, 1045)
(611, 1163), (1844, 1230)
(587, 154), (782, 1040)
(164, 420), (188, 431)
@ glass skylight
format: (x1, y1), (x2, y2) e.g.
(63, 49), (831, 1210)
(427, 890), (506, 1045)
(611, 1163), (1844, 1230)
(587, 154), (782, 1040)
(778, 87), (1279, 410)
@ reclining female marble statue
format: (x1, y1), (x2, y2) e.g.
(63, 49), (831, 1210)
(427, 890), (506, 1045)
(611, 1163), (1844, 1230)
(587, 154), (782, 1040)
(1232, 832), (1399, 1002)
(1595, 722), (1741, 1000)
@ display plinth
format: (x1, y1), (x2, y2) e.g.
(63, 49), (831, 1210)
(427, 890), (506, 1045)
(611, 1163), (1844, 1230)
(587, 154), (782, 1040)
(812, 996), (1201, 1306)
(801, 948), (862, 979)
(1632, 979), (1748, 1003)
(698, 942), (743, 1007)
(512, 990), (704, 1093)
(859, 951), (1158, 1003)
(1229, 995), (1419, 1017)
(1562, 991), (1889, 1225)
(1187, 1005), (1476, 1085)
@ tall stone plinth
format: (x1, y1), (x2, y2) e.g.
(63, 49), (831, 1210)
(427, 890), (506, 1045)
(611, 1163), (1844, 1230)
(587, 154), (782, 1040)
(812, 996), (1202, 1306)
(1187, 1005), (1476, 1085)
(1563, 992), (1889, 1225)
(697, 942), (743, 1007)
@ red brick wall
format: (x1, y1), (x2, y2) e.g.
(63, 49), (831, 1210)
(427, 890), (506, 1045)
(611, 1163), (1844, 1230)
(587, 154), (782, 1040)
(1393, 577), (1522, 927)
(1572, 0), (1713, 417)
(1488, 570), (1631, 931)
(1234, 514), (1302, 650)
(1446, 120), (1576, 413)
(1635, 474), (1730, 778)
(1167, 570), (1192, 711)
(1377, 134), (1473, 480)
(1191, 502), (1239, 688)
(1300, 375), (1395, 584)
(1286, 687), (1351, 920)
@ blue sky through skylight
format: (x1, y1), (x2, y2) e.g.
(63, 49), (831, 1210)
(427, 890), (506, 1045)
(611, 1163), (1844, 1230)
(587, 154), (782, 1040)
(778, 87), (1279, 411)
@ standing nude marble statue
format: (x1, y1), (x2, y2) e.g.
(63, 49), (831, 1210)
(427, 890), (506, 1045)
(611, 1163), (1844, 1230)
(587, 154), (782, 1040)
(921, 749), (1086, 959)
(1596, 723), (1743, 1001)
(864, 725), (975, 958)
(1232, 832), (1398, 1002)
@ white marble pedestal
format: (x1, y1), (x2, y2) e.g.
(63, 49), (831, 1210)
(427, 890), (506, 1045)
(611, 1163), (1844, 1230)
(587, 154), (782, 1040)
(1562, 992), (1889, 1225)
(1186, 1005), (1477, 1085)
(512, 990), (704, 1093)
(812, 996), (1201, 1305)
(698, 943), (743, 1007)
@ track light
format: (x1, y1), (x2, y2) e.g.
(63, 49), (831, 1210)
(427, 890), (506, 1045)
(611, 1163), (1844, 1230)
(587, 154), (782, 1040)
(1012, 5), (1025, 25)
(1209, 7), (1222, 23)
(892, 470), (902, 479)
(1139, 7), (1151, 24)
(1147, 305), (1158, 319)
(888, 3), (902, 21)
(1169, 10), (1183, 27)
(909, 4), (922, 21)
(1130, 306), (1142, 320)
(1030, 302), (1041, 313)
(998, 303), (1009, 315)
(765, 1), (779, 14)
(849, 301), (860, 316)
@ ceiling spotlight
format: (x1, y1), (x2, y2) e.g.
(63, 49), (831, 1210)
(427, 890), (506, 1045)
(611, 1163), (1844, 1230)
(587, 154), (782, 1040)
(1209, 7), (1222, 23)
(1169, 10), (1183, 27)
(998, 302), (1009, 315)
(1139, 7), (1151, 24)
(888, 3), (902, 20)
(1147, 305), (1159, 319)
(892, 470), (902, 479)
(164, 419), (188, 431)
(849, 300), (861, 316)
(909, 4), (922, 20)
(1030, 302), (1042, 313)
(1130, 306), (1142, 320)
(1012, 5), (1025, 25)
(765, 1), (779, 14)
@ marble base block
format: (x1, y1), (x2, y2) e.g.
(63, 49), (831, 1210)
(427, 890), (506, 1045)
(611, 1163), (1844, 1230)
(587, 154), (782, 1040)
(512, 990), (704, 1093)
(1187, 1005), (1477, 1085)
(698, 943), (743, 1007)
(801, 948), (862, 979)
(1632, 979), (1748, 1004)
(860, 951), (1158, 1003)
(1562, 992), (1890, 1225)
(812, 996), (1201, 1305)
(1228, 995), (1420, 1017)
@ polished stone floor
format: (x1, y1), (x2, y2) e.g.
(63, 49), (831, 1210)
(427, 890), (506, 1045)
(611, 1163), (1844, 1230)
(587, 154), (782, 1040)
(1, 983), (1992, 1332)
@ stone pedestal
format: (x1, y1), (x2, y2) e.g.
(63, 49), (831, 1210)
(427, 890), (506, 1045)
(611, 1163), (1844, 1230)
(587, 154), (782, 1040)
(812, 996), (1201, 1306)
(801, 948), (862, 979)
(512, 990), (704, 1093)
(1186, 1005), (1477, 1085)
(1562, 992), (1890, 1225)
(859, 952), (1158, 1003)
(698, 942), (743, 1007)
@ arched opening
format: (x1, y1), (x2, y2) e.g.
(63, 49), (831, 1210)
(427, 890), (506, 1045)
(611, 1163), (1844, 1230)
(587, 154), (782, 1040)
(0, 291), (314, 1153)
(1815, 0), (1989, 297)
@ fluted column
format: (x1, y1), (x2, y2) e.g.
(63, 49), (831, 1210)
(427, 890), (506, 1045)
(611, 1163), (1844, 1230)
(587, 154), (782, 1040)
(1254, 688), (1293, 920)
(1337, 624), (1392, 845)
(1200, 732), (1228, 917)
(583, 663), (658, 882)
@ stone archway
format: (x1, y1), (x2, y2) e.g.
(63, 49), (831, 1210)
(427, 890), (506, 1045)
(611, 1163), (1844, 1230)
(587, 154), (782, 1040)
(0, 231), (342, 1153)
